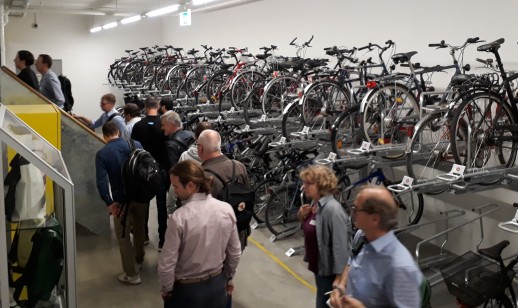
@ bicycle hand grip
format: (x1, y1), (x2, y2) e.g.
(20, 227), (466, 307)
(385, 40), (394, 46)
(467, 37), (480, 44)
(428, 43), (441, 47)
(290, 37), (297, 45)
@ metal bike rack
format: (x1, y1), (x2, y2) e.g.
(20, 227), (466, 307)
(415, 203), (500, 286)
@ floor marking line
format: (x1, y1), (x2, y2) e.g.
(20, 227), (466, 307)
(248, 236), (316, 293)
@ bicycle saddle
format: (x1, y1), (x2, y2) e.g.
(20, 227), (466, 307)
(255, 54), (272, 60)
(478, 240), (510, 261)
(391, 51), (418, 64)
(450, 74), (473, 86)
(477, 38), (505, 52)
(174, 48), (183, 52)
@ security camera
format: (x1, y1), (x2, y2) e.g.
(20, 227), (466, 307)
(31, 23), (38, 29)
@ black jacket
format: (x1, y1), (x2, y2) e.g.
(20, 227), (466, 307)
(17, 67), (39, 90)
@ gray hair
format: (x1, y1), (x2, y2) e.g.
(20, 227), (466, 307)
(160, 110), (183, 129)
(197, 129), (221, 153)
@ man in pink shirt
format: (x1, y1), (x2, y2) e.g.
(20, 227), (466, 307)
(158, 160), (241, 308)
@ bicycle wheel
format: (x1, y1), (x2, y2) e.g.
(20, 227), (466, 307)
(262, 76), (300, 118)
(184, 65), (212, 100)
(167, 65), (190, 97)
(361, 83), (419, 157)
(206, 70), (232, 104)
(406, 112), (454, 195)
(253, 178), (281, 224)
(264, 185), (301, 237)
(450, 91), (517, 174)
(394, 190), (424, 226)
(281, 101), (304, 140)
(230, 71), (265, 110)
(301, 80), (350, 131)
(330, 106), (362, 158)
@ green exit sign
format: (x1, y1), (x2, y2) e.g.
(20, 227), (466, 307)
(180, 9), (191, 26)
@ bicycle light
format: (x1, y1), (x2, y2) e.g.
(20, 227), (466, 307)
(366, 81), (377, 89)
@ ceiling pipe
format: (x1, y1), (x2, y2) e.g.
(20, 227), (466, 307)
(8, 7), (136, 16)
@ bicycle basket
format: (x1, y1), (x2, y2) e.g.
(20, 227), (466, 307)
(440, 251), (514, 307)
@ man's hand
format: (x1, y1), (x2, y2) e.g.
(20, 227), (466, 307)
(342, 295), (366, 308)
(298, 204), (312, 221)
(161, 290), (172, 300)
(330, 288), (345, 308)
(226, 279), (234, 295)
(108, 202), (122, 217)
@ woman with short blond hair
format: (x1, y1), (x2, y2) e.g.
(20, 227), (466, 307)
(298, 164), (351, 308)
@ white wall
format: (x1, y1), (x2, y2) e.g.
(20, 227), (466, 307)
(5, 13), (163, 119)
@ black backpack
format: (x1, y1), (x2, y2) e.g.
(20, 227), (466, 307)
(58, 75), (74, 112)
(206, 161), (254, 233)
(121, 139), (160, 204)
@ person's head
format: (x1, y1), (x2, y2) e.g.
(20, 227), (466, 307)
(35, 54), (52, 74)
(197, 129), (221, 161)
(159, 97), (175, 115)
(353, 186), (398, 236)
(160, 111), (182, 136)
(194, 122), (213, 140)
(169, 160), (211, 200)
(123, 103), (140, 122)
(101, 121), (120, 141)
(100, 93), (116, 112)
(14, 50), (35, 70)
(299, 164), (338, 201)
(145, 97), (160, 115)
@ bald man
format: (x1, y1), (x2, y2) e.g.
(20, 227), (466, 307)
(198, 129), (250, 247)
(330, 186), (423, 308)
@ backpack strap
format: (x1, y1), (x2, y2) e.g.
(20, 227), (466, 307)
(172, 134), (189, 148)
(205, 169), (228, 187)
(107, 112), (121, 122)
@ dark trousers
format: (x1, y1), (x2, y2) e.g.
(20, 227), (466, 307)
(314, 274), (334, 308)
(164, 273), (227, 308)
(146, 169), (169, 245)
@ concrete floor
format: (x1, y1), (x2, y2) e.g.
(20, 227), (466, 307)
(75, 202), (458, 308)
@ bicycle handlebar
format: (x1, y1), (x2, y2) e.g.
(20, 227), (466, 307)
(304, 35), (314, 47)
(290, 37), (297, 46)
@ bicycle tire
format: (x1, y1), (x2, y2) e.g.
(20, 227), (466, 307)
(253, 178), (282, 223)
(206, 70), (232, 105)
(281, 101), (304, 140)
(167, 65), (190, 98)
(264, 185), (301, 237)
(450, 91), (517, 183)
(261, 75), (300, 118)
(230, 71), (265, 110)
(301, 80), (350, 130)
(360, 83), (419, 159)
(394, 189), (424, 226)
(330, 105), (362, 158)
(406, 112), (452, 195)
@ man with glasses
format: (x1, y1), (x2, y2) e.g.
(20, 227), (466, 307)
(330, 186), (423, 308)
(73, 93), (128, 139)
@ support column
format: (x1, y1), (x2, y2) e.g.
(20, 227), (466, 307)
(0, 5), (5, 66)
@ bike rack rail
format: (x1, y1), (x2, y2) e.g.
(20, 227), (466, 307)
(415, 203), (500, 286)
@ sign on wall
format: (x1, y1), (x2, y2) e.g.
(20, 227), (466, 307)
(180, 10), (191, 26)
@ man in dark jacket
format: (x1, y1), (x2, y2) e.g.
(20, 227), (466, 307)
(161, 111), (194, 169)
(14, 50), (38, 90)
(95, 121), (146, 285)
(131, 97), (169, 251)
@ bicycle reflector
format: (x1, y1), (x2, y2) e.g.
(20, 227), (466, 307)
(366, 81), (377, 89)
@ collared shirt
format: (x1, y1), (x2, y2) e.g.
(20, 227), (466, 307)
(347, 231), (422, 307)
(125, 117), (141, 136)
(315, 194), (350, 276)
(158, 193), (241, 293)
(39, 69), (65, 108)
(95, 137), (142, 206)
(91, 108), (129, 140)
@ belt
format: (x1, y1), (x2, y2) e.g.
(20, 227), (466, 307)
(176, 269), (223, 285)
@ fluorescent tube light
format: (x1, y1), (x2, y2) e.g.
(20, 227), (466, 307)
(192, 0), (217, 5)
(146, 4), (179, 17)
(121, 15), (142, 24)
(90, 26), (102, 33)
(102, 22), (118, 29)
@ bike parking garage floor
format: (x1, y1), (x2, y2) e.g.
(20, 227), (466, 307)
(76, 201), (456, 307)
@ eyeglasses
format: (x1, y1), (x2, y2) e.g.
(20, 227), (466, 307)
(351, 205), (372, 214)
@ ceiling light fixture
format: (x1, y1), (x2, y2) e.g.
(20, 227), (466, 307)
(90, 26), (102, 33)
(121, 15), (142, 24)
(102, 22), (118, 29)
(146, 4), (180, 17)
(192, 0), (217, 5)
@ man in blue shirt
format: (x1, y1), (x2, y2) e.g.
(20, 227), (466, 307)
(74, 93), (128, 139)
(330, 186), (423, 308)
(95, 121), (146, 285)
(35, 54), (65, 108)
